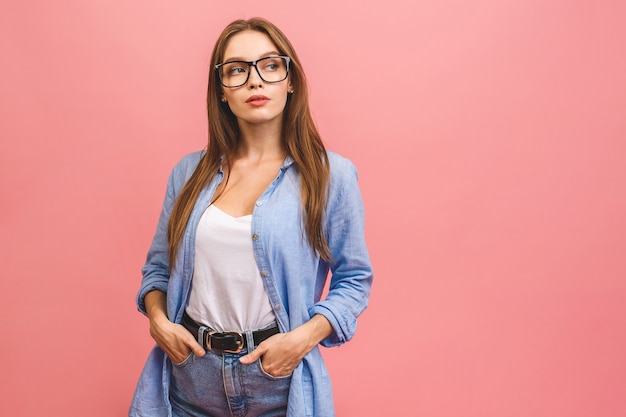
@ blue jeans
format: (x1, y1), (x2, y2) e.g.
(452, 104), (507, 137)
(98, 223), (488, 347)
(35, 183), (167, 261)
(169, 332), (291, 417)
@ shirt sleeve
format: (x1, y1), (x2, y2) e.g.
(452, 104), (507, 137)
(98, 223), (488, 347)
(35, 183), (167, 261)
(309, 158), (374, 347)
(136, 152), (202, 315)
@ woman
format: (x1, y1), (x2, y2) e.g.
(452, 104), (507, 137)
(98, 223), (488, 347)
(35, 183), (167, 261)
(130, 17), (373, 417)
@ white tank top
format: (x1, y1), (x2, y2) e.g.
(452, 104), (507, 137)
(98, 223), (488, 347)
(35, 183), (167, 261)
(185, 204), (276, 332)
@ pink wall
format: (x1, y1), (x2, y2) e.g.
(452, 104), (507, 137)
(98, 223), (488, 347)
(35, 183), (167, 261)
(1, 1), (625, 415)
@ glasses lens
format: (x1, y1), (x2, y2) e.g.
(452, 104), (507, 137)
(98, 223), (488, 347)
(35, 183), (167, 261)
(256, 56), (288, 83)
(219, 61), (249, 88)
(218, 57), (289, 87)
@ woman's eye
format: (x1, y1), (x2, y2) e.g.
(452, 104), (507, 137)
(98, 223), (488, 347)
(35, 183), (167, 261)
(263, 62), (279, 71)
(228, 66), (246, 75)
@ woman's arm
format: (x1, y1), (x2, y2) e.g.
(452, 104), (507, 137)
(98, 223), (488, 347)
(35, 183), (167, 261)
(239, 314), (333, 376)
(144, 290), (205, 364)
(310, 157), (374, 347)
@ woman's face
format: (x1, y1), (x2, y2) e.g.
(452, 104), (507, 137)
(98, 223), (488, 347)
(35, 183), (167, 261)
(220, 30), (291, 128)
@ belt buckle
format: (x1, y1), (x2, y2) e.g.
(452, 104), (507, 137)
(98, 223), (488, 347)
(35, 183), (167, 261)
(206, 331), (244, 353)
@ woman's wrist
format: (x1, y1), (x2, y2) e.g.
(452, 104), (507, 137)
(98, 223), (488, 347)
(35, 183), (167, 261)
(144, 290), (168, 323)
(299, 314), (333, 350)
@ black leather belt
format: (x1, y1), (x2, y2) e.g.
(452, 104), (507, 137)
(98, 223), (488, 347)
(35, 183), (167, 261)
(182, 312), (279, 353)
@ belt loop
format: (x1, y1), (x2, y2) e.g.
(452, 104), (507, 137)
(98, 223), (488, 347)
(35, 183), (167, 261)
(244, 330), (255, 353)
(198, 325), (209, 348)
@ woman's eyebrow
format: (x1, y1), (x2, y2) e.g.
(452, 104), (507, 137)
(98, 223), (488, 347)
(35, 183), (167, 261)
(222, 51), (281, 62)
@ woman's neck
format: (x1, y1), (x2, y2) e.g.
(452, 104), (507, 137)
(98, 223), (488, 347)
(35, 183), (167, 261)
(236, 120), (285, 161)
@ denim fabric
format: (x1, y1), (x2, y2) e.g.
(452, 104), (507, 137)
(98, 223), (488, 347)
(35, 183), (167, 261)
(130, 150), (373, 417)
(170, 344), (291, 417)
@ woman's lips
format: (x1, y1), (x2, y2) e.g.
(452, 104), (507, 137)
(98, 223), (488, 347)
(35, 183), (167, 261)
(246, 95), (270, 106)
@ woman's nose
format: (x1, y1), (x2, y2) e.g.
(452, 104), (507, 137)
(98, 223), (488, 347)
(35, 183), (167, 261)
(247, 65), (264, 88)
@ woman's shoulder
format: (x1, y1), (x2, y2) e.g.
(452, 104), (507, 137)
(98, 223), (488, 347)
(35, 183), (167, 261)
(170, 150), (205, 178)
(163, 150), (206, 193)
(326, 150), (358, 179)
(174, 150), (205, 169)
(325, 150), (361, 202)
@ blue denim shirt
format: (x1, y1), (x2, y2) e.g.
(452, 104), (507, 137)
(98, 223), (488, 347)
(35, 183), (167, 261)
(129, 150), (373, 417)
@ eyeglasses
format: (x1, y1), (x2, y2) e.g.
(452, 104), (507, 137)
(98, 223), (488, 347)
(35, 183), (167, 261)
(215, 56), (291, 88)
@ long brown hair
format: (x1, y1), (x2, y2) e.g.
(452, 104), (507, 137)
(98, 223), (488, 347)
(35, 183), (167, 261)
(167, 17), (330, 271)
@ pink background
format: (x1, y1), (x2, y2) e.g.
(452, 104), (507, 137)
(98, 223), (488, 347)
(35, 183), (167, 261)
(1, 1), (625, 416)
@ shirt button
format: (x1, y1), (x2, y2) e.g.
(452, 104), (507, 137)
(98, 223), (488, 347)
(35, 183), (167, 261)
(256, 201), (262, 207)
(252, 233), (259, 240)
(274, 304), (281, 311)
(260, 270), (268, 277)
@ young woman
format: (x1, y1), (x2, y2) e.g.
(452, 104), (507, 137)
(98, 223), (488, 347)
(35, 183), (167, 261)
(129, 17), (373, 417)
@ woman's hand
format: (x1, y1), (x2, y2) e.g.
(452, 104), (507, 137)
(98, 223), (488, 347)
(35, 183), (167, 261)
(144, 290), (205, 364)
(149, 316), (205, 364)
(239, 315), (332, 377)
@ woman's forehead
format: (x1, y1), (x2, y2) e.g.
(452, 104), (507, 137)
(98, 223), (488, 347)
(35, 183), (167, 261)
(223, 30), (279, 61)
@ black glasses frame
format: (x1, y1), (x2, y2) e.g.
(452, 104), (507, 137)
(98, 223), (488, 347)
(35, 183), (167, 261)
(215, 56), (291, 88)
